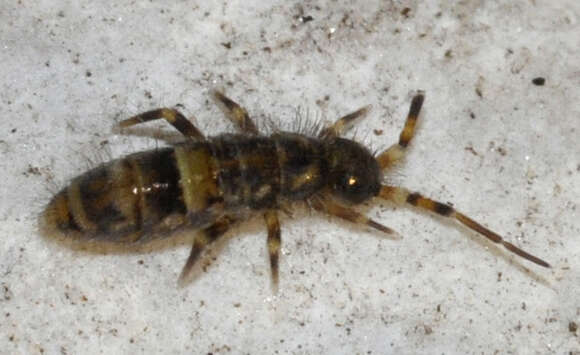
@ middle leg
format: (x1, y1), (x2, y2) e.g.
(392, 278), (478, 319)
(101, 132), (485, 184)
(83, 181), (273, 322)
(212, 90), (259, 134)
(318, 105), (372, 139)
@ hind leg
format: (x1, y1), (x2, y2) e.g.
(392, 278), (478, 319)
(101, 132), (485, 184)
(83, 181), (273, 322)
(119, 108), (204, 139)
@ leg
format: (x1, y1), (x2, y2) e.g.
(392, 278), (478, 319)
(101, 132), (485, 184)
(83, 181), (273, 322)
(319, 105), (372, 139)
(119, 108), (204, 139)
(212, 90), (259, 134)
(311, 197), (397, 237)
(178, 215), (235, 285)
(379, 185), (550, 268)
(264, 210), (281, 291)
(376, 92), (425, 168)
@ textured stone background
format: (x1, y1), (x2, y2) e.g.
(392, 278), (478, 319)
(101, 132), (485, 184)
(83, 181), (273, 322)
(1, 1), (578, 354)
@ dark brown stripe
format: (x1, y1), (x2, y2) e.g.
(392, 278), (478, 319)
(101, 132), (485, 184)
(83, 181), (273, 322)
(408, 94), (424, 121)
(77, 165), (113, 232)
(433, 201), (453, 216)
(214, 91), (237, 111)
(406, 192), (421, 206)
(138, 109), (165, 122)
(123, 159), (142, 233)
(135, 148), (186, 223)
(274, 133), (326, 200)
(171, 112), (200, 137)
(54, 190), (82, 233)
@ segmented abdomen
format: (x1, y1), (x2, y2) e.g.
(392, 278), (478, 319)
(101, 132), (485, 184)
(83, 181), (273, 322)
(41, 133), (326, 243)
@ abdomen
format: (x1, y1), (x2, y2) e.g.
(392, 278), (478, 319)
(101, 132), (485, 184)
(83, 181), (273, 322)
(41, 133), (326, 243)
(41, 146), (210, 243)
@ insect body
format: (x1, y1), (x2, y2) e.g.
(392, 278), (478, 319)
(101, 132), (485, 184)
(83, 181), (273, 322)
(41, 90), (550, 287)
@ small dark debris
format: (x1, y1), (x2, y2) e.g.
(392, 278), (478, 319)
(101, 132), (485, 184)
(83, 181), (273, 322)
(444, 49), (453, 58)
(220, 42), (231, 49)
(3, 284), (12, 301)
(532, 77), (545, 86)
(464, 146), (478, 156)
(300, 15), (314, 23)
(85, 70), (92, 77)
(373, 129), (384, 136)
(24, 165), (41, 177)
(401, 7), (411, 18)
(233, 303), (241, 308)
(144, 91), (153, 99)
(424, 325), (433, 335)
(262, 46), (272, 53)
(497, 272), (502, 281)
(570, 321), (578, 334)
(436, 304), (441, 312)
(11, 128), (17, 133)
(521, 302), (526, 310)
(242, 51), (248, 56)
(475, 87), (483, 98)
(469, 111), (476, 119)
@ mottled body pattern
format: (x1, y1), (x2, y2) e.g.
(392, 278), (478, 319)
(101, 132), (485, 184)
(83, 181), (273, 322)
(41, 90), (550, 288)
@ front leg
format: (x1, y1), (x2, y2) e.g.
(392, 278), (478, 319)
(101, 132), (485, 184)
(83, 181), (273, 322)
(376, 92), (425, 168)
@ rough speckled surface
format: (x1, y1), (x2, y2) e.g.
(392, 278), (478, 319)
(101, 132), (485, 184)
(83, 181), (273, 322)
(1, 1), (579, 354)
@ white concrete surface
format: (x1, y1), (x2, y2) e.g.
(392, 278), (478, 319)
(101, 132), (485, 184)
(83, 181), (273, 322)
(1, 1), (578, 354)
